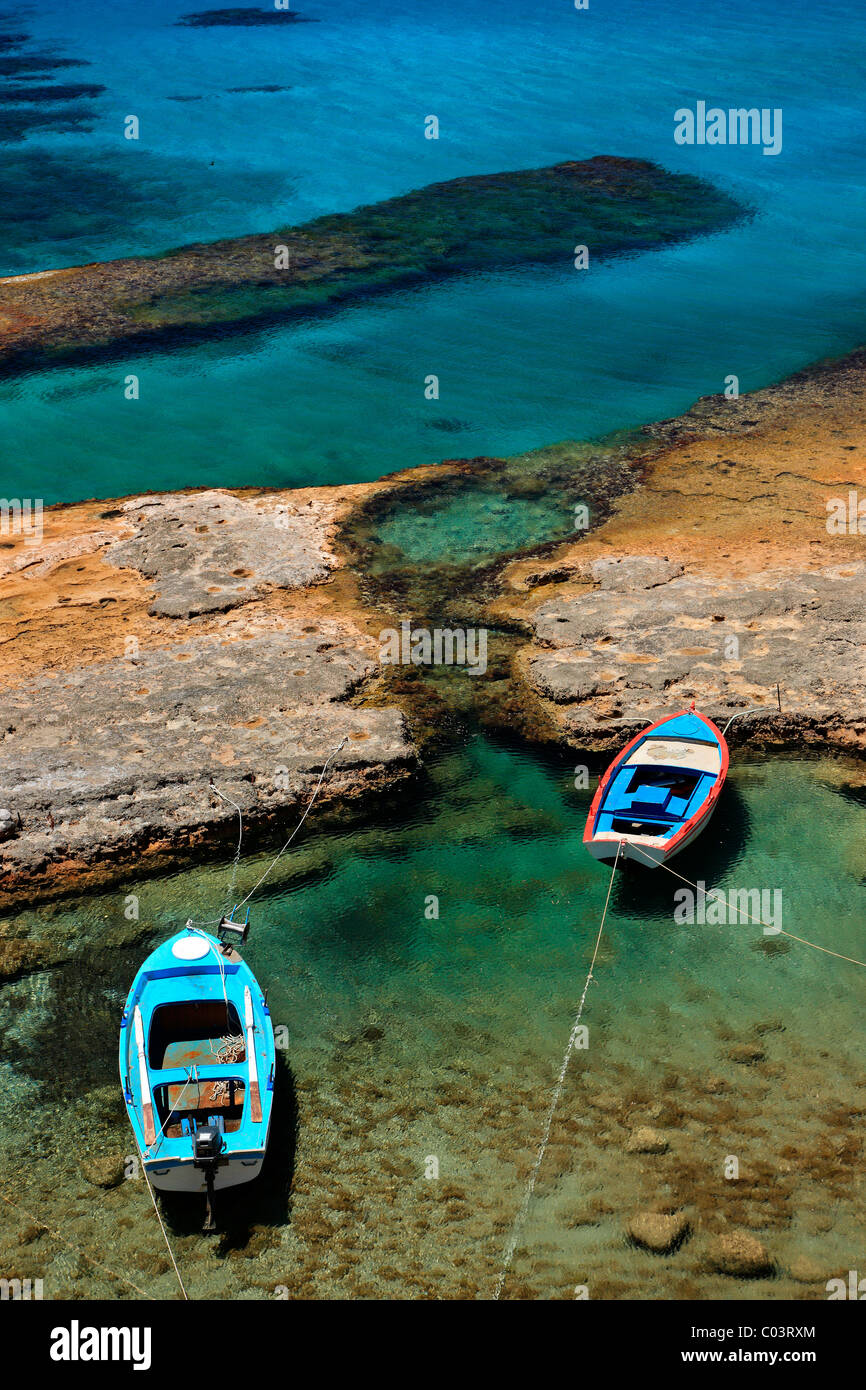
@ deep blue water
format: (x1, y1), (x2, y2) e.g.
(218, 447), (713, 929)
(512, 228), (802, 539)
(0, 0), (865, 503)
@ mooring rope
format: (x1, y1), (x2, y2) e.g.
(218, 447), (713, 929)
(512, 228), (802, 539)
(210, 781), (243, 913)
(636, 852), (866, 969)
(140, 1166), (189, 1301)
(494, 840), (624, 1300)
(187, 736), (348, 927)
(187, 926), (230, 1008)
(132, 1071), (193, 1299)
(0, 1187), (153, 1300)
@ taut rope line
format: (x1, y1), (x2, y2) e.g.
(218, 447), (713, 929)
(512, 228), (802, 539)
(210, 781), (243, 913)
(140, 1166), (189, 1301)
(188, 736), (348, 927)
(494, 840), (624, 1300)
(631, 851), (866, 970)
(0, 1187), (154, 1300)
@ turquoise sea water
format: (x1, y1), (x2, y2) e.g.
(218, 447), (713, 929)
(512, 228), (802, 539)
(2, 1), (866, 1301)
(1, 0), (865, 502)
(1, 737), (865, 1298)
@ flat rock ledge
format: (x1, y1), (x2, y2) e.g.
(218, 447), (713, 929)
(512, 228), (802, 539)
(0, 628), (417, 907)
(105, 490), (337, 617)
(525, 558), (866, 754)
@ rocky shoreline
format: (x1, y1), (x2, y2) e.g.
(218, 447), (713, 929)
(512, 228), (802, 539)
(0, 480), (424, 910)
(493, 346), (866, 756)
(2, 345), (865, 908)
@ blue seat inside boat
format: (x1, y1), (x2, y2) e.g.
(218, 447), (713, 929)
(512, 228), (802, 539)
(180, 1114), (225, 1136)
(597, 764), (705, 837)
(629, 784), (671, 815)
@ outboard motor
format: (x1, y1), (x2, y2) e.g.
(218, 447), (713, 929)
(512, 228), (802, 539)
(193, 1125), (224, 1232)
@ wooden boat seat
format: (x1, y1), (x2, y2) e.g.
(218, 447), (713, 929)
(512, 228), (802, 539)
(159, 1078), (246, 1137)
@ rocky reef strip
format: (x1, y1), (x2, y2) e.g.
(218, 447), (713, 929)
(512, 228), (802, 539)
(3, 347), (866, 903)
(0, 157), (743, 374)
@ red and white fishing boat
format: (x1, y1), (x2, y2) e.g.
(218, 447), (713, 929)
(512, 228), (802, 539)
(583, 704), (728, 868)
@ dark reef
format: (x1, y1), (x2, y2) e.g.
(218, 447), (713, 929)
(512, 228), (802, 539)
(0, 157), (745, 375)
(227, 82), (293, 92)
(176, 7), (317, 25)
(0, 27), (101, 147)
(0, 81), (104, 103)
(0, 55), (87, 77)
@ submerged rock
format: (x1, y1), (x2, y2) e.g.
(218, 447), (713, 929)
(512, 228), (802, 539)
(788, 1256), (826, 1284)
(0, 936), (55, 982)
(625, 1126), (670, 1154)
(587, 1091), (621, 1114)
(700, 1075), (729, 1094)
(80, 1154), (126, 1189)
(706, 1231), (775, 1278)
(627, 1211), (690, 1254)
(176, 7), (316, 25)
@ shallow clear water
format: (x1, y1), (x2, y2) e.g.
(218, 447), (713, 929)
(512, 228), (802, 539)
(368, 480), (580, 570)
(2, 736), (865, 1298)
(2, 0), (865, 1304)
(1, 0), (865, 502)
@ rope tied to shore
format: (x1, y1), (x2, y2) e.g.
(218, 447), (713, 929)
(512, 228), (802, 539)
(188, 736), (349, 928)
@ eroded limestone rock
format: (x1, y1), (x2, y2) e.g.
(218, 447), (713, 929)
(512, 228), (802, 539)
(627, 1211), (690, 1253)
(526, 561), (866, 752)
(106, 491), (336, 617)
(0, 627), (416, 902)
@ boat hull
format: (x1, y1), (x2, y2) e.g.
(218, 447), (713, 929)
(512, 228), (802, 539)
(585, 798), (719, 868)
(119, 929), (276, 1203)
(143, 1152), (265, 1194)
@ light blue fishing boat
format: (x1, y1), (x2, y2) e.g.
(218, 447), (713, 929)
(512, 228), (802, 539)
(119, 915), (275, 1230)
